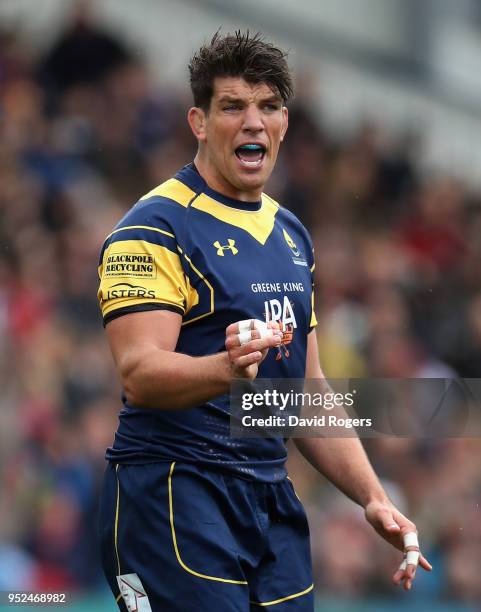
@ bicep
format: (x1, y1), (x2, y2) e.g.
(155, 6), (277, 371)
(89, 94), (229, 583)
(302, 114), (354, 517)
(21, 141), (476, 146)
(105, 309), (182, 375)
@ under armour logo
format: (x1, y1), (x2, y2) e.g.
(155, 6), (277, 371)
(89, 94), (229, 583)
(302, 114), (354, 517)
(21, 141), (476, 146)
(213, 239), (238, 256)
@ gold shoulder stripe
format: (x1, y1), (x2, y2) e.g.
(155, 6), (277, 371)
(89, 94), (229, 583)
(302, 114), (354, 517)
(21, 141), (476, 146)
(191, 193), (278, 245)
(114, 465), (121, 577)
(140, 178), (196, 207)
(168, 462), (248, 585)
(177, 245), (214, 325)
(310, 289), (318, 328)
(250, 584), (314, 607)
(106, 225), (175, 240)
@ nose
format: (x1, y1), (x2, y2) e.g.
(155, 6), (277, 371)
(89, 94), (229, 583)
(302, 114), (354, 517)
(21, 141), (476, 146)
(242, 104), (264, 133)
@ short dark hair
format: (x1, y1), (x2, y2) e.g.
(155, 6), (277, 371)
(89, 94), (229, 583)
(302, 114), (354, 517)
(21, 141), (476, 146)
(189, 30), (294, 110)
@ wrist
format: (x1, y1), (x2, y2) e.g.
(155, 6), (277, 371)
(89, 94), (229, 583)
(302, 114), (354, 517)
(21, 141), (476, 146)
(218, 351), (235, 385)
(362, 488), (392, 510)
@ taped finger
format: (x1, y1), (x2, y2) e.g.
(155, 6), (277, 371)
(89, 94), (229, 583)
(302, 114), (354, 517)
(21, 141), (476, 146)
(238, 319), (254, 333)
(406, 550), (420, 566)
(238, 327), (274, 346)
(403, 532), (419, 549)
(401, 531), (421, 573)
(239, 318), (268, 332)
(239, 330), (254, 345)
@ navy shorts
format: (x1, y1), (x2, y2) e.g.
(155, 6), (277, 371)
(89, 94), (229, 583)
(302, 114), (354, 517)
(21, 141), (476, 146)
(99, 462), (314, 611)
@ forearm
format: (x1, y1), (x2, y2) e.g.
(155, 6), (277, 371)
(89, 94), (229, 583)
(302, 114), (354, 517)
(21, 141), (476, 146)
(108, 312), (281, 411)
(123, 348), (232, 410)
(301, 332), (390, 507)
(294, 436), (389, 508)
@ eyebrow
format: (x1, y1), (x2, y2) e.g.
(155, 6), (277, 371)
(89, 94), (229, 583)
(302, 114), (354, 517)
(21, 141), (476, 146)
(217, 96), (243, 104)
(217, 95), (282, 105)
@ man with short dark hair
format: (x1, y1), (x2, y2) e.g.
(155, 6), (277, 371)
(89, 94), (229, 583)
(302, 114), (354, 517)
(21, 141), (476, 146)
(98, 32), (431, 611)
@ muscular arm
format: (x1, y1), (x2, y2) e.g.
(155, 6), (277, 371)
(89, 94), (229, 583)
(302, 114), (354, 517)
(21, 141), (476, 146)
(106, 310), (281, 410)
(293, 331), (388, 508)
(294, 331), (432, 589)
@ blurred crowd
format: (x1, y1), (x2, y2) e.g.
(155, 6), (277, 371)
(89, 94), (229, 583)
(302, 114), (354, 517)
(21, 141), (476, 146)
(0, 6), (480, 607)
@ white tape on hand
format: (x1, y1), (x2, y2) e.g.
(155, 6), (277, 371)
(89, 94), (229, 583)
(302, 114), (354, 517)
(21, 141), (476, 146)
(259, 327), (273, 340)
(406, 550), (420, 566)
(401, 531), (420, 570)
(238, 324), (274, 345)
(403, 532), (419, 549)
(238, 331), (253, 345)
(238, 320), (253, 333)
(253, 319), (267, 332)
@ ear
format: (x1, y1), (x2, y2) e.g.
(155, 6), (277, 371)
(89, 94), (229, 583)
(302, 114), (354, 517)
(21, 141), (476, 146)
(187, 107), (207, 142)
(280, 106), (288, 142)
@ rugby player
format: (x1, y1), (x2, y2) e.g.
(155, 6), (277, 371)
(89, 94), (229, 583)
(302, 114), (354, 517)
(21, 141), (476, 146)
(97, 31), (431, 611)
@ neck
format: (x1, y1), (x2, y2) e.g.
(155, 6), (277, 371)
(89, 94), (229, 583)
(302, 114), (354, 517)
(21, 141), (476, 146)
(193, 151), (262, 202)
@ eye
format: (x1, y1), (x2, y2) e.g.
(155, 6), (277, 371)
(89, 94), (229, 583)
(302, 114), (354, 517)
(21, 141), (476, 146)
(263, 103), (280, 111)
(223, 104), (241, 112)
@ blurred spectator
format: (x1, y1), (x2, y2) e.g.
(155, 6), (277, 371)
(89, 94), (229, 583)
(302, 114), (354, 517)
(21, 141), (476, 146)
(1, 13), (480, 607)
(38, 1), (131, 95)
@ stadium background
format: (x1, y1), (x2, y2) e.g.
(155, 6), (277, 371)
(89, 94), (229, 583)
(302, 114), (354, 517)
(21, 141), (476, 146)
(1, 1), (481, 610)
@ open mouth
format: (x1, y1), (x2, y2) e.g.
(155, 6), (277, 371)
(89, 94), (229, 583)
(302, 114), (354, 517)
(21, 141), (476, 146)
(235, 143), (266, 168)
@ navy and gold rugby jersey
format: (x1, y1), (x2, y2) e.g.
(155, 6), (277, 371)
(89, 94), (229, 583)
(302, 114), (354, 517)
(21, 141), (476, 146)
(98, 163), (317, 482)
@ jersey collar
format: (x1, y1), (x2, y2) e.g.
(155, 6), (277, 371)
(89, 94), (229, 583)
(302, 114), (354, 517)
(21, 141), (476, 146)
(175, 163), (262, 212)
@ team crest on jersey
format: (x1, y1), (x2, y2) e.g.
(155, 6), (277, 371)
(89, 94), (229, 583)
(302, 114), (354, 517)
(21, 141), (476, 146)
(213, 239), (238, 256)
(282, 228), (308, 267)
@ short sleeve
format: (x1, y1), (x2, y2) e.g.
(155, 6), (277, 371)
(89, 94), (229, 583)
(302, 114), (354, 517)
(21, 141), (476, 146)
(97, 225), (189, 326)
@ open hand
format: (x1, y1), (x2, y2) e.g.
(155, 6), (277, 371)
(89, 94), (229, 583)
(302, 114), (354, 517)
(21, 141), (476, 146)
(365, 500), (432, 590)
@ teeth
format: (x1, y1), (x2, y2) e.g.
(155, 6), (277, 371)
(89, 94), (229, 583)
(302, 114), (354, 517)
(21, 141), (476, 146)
(238, 158), (263, 167)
